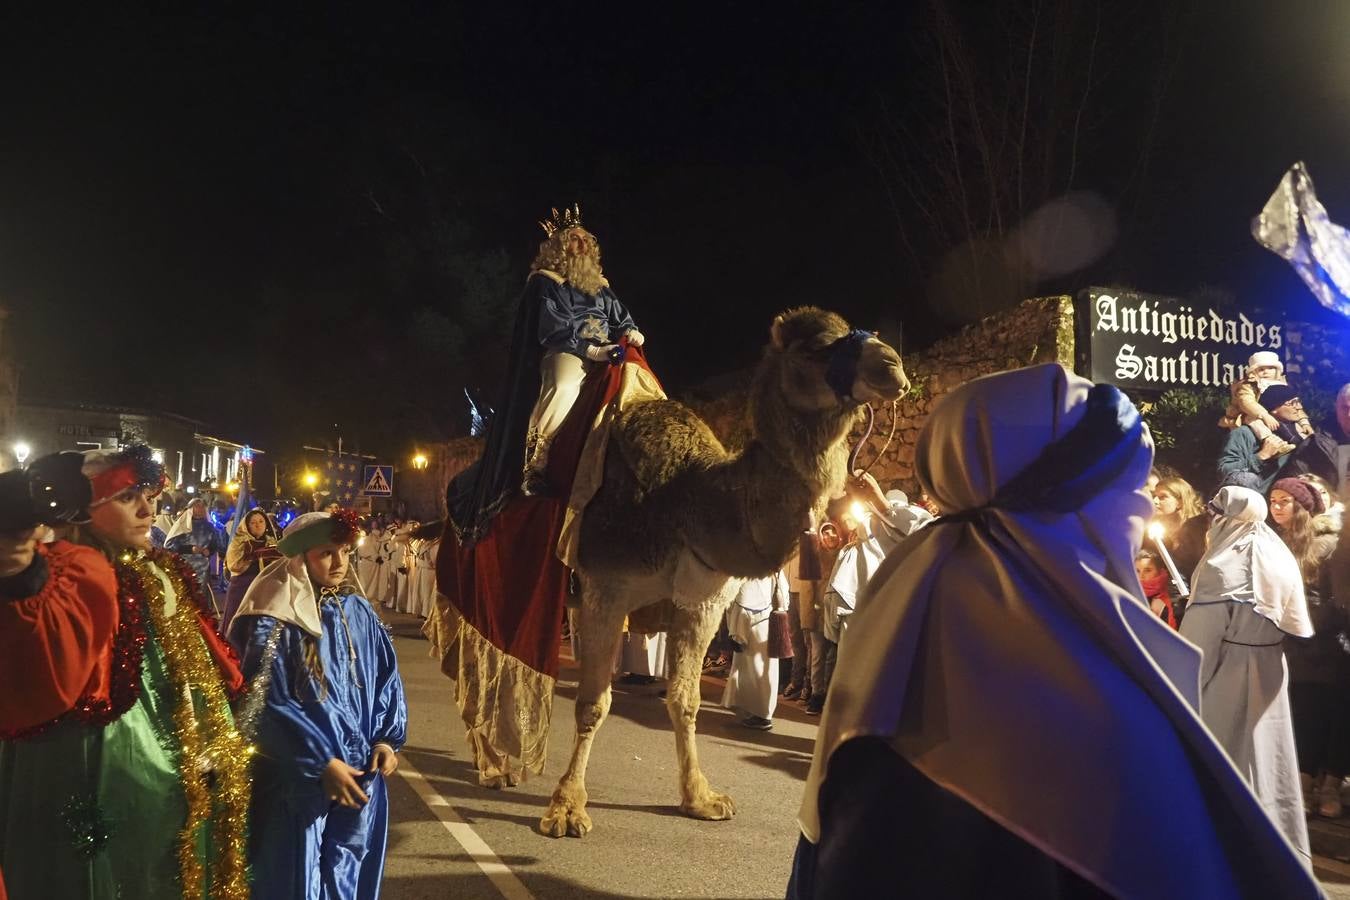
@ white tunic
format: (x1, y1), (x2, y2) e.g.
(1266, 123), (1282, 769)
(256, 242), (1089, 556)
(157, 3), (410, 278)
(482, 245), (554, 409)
(618, 631), (668, 678)
(722, 571), (786, 720)
(1180, 600), (1310, 859)
(354, 533), (380, 598)
(388, 536), (409, 611)
(410, 539), (439, 618)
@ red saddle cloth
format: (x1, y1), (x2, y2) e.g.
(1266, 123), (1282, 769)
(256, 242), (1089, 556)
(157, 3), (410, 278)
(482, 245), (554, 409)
(430, 344), (659, 775)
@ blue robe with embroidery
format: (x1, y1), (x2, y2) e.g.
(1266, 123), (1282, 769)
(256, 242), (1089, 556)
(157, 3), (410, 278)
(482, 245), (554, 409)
(534, 274), (636, 359)
(232, 592), (407, 900)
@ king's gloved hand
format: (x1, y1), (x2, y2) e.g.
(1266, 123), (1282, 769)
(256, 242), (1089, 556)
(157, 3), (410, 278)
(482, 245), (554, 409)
(585, 344), (620, 363)
(626, 329), (645, 347)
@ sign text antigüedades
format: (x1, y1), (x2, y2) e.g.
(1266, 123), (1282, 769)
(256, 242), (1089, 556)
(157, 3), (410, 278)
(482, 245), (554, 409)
(1083, 288), (1284, 391)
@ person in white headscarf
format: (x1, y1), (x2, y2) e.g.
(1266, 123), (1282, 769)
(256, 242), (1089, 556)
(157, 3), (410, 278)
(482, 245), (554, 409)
(1179, 486), (1313, 858)
(789, 364), (1320, 900)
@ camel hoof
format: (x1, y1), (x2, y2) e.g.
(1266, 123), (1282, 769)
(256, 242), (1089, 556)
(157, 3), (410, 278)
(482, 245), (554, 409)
(478, 771), (521, 790)
(680, 789), (736, 821)
(539, 801), (592, 838)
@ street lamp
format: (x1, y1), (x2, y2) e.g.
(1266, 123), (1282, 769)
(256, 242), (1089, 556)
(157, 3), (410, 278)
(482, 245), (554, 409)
(303, 472), (318, 489)
(412, 453), (428, 471)
(12, 442), (30, 467)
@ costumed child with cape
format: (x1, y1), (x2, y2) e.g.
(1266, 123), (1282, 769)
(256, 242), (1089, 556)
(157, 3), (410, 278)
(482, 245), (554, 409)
(229, 510), (407, 900)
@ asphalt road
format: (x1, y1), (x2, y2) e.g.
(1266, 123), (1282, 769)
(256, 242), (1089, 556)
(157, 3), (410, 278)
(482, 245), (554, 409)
(375, 612), (1350, 899)
(379, 613), (810, 899)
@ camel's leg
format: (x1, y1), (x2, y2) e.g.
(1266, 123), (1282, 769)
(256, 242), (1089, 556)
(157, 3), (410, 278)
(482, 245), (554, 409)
(665, 599), (736, 820)
(539, 584), (626, 838)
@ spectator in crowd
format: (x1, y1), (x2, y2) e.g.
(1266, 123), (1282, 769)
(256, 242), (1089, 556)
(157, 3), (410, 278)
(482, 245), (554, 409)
(1135, 549), (1179, 629)
(804, 518), (845, 715)
(1322, 382), (1350, 445)
(1217, 351), (1300, 459)
(1149, 474), (1207, 584)
(782, 531), (819, 702)
(1299, 472), (1343, 536)
(1270, 476), (1347, 818)
(790, 365), (1320, 899)
(1181, 486), (1313, 859)
(1217, 384), (1310, 493)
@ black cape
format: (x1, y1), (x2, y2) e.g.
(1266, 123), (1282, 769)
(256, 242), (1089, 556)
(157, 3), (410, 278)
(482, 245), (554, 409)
(446, 274), (553, 545)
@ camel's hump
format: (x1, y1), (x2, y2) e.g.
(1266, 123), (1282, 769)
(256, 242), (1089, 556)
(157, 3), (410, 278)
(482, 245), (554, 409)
(613, 399), (729, 492)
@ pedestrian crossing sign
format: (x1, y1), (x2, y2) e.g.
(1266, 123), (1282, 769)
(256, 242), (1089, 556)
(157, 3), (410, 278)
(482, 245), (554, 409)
(362, 465), (394, 497)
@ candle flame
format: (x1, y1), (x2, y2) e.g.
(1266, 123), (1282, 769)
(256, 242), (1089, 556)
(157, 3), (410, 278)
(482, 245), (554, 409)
(1147, 522), (1165, 541)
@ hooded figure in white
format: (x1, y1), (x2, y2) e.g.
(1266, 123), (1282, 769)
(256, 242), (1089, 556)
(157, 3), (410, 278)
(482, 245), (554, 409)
(790, 364), (1320, 900)
(1180, 486), (1312, 858)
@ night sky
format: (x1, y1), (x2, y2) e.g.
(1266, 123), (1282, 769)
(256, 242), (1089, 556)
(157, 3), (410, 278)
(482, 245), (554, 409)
(4, 2), (1350, 459)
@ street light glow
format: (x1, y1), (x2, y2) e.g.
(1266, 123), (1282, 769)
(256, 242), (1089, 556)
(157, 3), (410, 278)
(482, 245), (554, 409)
(412, 453), (428, 470)
(303, 471), (319, 488)
(12, 442), (30, 466)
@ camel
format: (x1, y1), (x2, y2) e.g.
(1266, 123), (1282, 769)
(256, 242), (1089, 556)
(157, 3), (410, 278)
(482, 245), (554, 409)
(540, 306), (908, 838)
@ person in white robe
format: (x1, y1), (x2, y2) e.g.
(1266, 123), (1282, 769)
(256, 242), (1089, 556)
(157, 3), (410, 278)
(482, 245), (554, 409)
(1179, 485), (1313, 860)
(617, 630), (667, 681)
(355, 527), (380, 596)
(410, 535), (440, 618)
(367, 526), (395, 608)
(723, 569), (788, 730)
(826, 478), (935, 644)
(790, 363), (1321, 900)
(380, 523), (405, 609)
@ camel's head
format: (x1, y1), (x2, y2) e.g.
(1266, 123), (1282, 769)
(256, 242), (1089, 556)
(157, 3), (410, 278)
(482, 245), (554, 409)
(767, 307), (909, 411)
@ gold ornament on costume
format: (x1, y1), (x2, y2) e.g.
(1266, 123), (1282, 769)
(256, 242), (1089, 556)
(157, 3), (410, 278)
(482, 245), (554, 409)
(538, 203), (583, 238)
(119, 552), (252, 900)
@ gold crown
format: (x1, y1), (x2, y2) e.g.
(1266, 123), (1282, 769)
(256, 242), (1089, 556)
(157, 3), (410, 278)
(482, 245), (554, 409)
(539, 203), (583, 238)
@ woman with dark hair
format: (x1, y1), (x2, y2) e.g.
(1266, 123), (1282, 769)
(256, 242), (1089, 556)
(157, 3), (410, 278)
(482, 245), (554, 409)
(219, 507), (281, 635)
(1270, 476), (1348, 819)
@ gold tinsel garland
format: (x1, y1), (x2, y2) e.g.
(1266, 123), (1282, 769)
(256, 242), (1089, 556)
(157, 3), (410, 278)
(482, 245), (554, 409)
(120, 552), (252, 900)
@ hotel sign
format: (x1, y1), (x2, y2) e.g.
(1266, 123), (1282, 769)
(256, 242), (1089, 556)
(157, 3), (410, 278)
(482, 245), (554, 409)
(1078, 288), (1284, 392)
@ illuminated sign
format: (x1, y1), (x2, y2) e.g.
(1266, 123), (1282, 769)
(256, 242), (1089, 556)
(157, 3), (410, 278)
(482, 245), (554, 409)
(1077, 287), (1284, 391)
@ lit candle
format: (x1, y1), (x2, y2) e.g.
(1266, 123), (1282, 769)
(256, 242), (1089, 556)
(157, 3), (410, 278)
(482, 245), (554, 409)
(1146, 522), (1189, 600)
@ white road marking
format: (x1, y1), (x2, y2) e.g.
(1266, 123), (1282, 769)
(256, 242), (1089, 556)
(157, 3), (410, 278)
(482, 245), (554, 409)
(396, 755), (535, 900)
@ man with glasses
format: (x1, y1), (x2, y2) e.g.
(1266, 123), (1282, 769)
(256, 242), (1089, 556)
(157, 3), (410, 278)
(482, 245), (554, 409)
(1218, 384), (1321, 493)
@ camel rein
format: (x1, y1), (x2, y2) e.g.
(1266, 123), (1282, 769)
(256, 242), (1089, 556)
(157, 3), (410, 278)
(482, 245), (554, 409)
(847, 400), (898, 479)
(826, 328), (898, 478)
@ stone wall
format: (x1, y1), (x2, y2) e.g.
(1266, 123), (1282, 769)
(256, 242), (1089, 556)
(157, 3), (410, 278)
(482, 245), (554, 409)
(845, 296), (1076, 496)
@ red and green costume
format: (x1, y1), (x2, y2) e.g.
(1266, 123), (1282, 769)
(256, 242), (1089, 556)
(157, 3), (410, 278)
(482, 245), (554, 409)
(0, 541), (250, 900)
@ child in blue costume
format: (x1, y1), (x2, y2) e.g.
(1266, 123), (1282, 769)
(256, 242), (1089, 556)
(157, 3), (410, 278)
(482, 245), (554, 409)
(230, 510), (407, 900)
